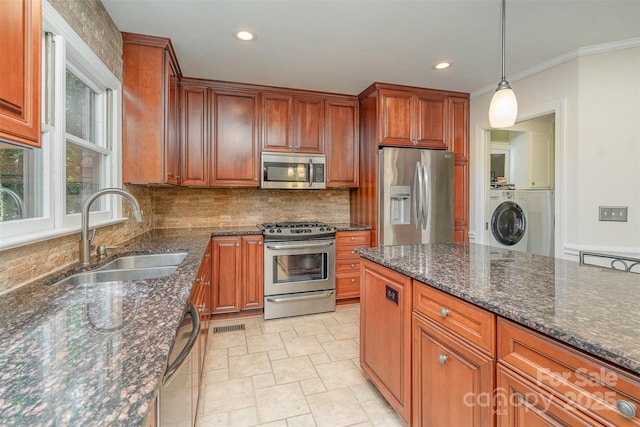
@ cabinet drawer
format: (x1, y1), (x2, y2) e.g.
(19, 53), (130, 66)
(336, 274), (360, 299)
(337, 245), (368, 259)
(498, 318), (640, 426)
(336, 231), (371, 245)
(413, 281), (495, 356)
(336, 259), (360, 273)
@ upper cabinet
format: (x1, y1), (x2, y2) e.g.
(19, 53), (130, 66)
(378, 88), (447, 150)
(262, 93), (324, 154)
(0, 0), (42, 148)
(326, 99), (359, 187)
(122, 33), (182, 184)
(210, 88), (260, 186)
(509, 124), (555, 189)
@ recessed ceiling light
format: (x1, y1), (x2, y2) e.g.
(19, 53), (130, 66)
(433, 61), (452, 70)
(234, 30), (256, 42)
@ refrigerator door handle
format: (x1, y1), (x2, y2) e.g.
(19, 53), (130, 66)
(413, 162), (421, 228)
(422, 162), (430, 228)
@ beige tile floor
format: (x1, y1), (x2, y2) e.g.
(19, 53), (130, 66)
(196, 305), (407, 427)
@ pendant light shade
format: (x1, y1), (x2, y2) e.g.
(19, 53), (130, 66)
(489, 0), (517, 128)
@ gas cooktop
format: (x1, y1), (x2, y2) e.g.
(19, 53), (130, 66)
(258, 221), (337, 240)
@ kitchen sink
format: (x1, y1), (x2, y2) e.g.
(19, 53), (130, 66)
(52, 266), (179, 286)
(97, 252), (188, 270)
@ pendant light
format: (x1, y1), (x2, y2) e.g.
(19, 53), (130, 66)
(489, 0), (518, 128)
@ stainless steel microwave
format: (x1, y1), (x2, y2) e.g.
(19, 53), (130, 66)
(261, 153), (326, 189)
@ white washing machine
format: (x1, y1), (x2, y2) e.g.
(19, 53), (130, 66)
(489, 189), (528, 252)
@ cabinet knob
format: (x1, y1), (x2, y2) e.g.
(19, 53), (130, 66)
(254, 177), (258, 181)
(235, 243), (240, 248)
(205, 253), (211, 258)
(198, 303), (206, 313)
(258, 241), (263, 246)
(439, 307), (449, 318)
(176, 175), (181, 180)
(204, 281), (210, 287)
(531, 181), (535, 186)
(438, 354), (448, 365)
(196, 277), (202, 283)
(294, 145), (299, 150)
(616, 400), (637, 419)
(351, 264), (356, 269)
(168, 171), (173, 177)
(351, 236), (355, 241)
(351, 278), (355, 283)
(351, 250), (356, 254)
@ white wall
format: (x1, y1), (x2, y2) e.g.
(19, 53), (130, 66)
(470, 43), (640, 259)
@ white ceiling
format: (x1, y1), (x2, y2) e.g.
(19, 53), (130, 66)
(101, 0), (640, 96)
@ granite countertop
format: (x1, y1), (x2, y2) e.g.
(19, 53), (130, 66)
(357, 243), (640, 376)
(0, 228), (213, 426)
(330, 222), (371, 232)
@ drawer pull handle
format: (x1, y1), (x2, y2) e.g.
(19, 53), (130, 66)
(616, 400), (637, 419)
(438, 354), (448, 365)
(439, 307), (449, 318)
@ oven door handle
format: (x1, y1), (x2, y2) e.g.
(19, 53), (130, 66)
(265, 241), (335, 250)
(266, 290), (334, 303)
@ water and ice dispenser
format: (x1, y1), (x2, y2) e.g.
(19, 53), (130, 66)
(389, 185), (411, 225)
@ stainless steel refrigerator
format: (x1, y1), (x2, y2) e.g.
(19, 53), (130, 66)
(378, 147), (454, 245)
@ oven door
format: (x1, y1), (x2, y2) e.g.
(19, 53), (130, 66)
(264, 238), (335, 296)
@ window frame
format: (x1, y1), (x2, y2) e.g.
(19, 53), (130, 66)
(0, 2), (123, 251)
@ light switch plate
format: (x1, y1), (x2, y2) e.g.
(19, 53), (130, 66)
(599, 206), (628, 222)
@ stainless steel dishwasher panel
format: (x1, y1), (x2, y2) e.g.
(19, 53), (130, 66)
(158, 302), (200, 426)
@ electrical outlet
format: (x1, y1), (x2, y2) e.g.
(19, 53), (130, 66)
(599, 206), (628, 222)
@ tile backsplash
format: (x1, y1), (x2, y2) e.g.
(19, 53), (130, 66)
(0, 187), (350, 294)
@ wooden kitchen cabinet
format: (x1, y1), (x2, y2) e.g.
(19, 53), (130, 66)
(326, 99), (359, 187)
(0, 0), (41, 148)
(352, 83), (470, 245)
(180, 83), (208, 186)
(210, 88), (260, 186)
(412, 281), (496, 427)
(446, 96), (470, 242)
(412, 314), (495, 427)
(497, 318), (640, 427)
(211, 235), (264, 314)
(262, 93), (324, 153)
(335, 230), (370, 300)
(379, 88), (447, 149)
(123, 33), (182, 184)
(360, 259), (413, 423)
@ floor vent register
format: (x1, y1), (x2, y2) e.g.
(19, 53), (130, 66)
(212, 324), (246, 334)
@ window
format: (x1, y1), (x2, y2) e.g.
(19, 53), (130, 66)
(0, 3), (122, 250)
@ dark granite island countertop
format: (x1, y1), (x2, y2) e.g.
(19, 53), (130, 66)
(357, 243), (640, 376)
(0, 228), (214, 426)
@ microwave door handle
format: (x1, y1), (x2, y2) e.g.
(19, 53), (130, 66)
(308, 158), (314, 188)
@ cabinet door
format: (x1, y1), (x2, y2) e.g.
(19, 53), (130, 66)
(211, 90), (260, 186)
(211, 237), (241, 313)
(360, 260), (412, 423)
(293, 96), (324, 153)
(165, 60), (181, 185)
(181, 84), (209, 186)
(379, 90), (414, 146)
(414, 92), (447, 149)
(497, 365), (602, 427)
(240, 235), (264, 310)
(262, 93), (292, 152)
(412, 314), (495, 427)
(326, 99), (359, 187)
(0, 0), (41, 148)
(528, 130), (554, 189)
(446, 96), (470, 242)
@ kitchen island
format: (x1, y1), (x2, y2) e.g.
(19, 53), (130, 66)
(0, 228), (212, 426)
(357, 243), (640, 426)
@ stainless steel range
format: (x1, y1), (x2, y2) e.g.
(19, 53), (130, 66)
(259, 221), (337, 320)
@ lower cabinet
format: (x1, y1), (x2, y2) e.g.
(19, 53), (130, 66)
(360, 259), (412, 423)
(211, 235), (264, 314)
(335, 230), (371, 300)
(412, 313), (495, 427)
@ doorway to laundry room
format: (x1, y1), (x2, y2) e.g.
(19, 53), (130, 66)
(488, 114), (556, 256)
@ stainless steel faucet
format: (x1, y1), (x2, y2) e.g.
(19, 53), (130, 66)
(79, 188), (143, 265)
